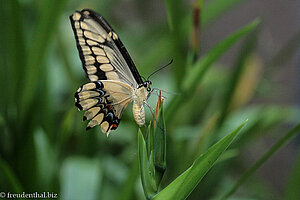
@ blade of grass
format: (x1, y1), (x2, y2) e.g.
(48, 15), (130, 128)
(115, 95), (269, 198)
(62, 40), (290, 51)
(20, 0), (68, 122)
(183, 19), (260, 93)
(153, 100), (167, 186)
(0, 0), (25, 127)
(165, 0), (189, 86)
(166, 19), (260, 122)
(0, 1), (11, 119)
(221, 121), (300, 200)
(230, 105), (300, 149)
(6, 0), (26, 107)
(153, 120), (247, 200)
(164, 0), (174, 31)
(284, 148), (300, 200)
(217, 29), (259, 127)
(138, 129), (157, 199)
(55, 34), (77, 88)
(228, 54), (262, 110)
(0, 158), (23, 193)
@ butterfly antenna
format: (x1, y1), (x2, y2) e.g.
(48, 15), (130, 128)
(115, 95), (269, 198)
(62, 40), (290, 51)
(141, 76), (146, 81)
(147, 59), (173, 80)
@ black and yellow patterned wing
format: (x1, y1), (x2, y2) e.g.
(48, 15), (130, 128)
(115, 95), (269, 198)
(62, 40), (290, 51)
(74, 80), (133, 134)
(69, 9), (144, 134)
(69, 9), (143, 87)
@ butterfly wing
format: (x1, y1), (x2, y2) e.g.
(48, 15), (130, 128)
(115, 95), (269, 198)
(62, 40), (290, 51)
(70, 9), (143, 88)
(75, 80), (133, 135)
(69, 9), (145, 134)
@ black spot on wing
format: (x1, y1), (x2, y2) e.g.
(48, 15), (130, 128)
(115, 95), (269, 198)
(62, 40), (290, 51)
(94, 62), (107, 80)
(95, 80), (104, 89)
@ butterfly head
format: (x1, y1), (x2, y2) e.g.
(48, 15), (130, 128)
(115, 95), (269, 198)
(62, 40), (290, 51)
(142, 80), (152, 92)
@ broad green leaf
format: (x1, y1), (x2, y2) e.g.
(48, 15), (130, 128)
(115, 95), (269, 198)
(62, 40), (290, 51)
(153, 120), (247, 200)
(60, 157), (102, 200)
(34, 128), (57, 187)
(221, 121), (300, 200)
(116, 159), (139, 200)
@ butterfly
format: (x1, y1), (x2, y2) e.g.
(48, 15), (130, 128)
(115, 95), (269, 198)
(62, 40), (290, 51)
(70, 9), (152, 135)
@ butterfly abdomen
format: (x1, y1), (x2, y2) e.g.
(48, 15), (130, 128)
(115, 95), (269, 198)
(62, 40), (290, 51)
(133, 102), (145, 126)
(132, 87), (149, 126)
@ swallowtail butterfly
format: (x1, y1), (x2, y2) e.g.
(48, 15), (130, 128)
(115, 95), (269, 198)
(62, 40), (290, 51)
(70, 9), (151, 135)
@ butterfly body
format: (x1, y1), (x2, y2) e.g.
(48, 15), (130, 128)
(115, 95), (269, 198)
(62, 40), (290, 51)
(70, 9), (151, 134)
(132, 86), (148, 126)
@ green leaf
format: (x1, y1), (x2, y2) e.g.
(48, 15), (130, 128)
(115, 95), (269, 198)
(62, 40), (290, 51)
(164, 0), (188, 86)
(147, 122), (154, 158)
(183, 19), (260, 93)
(164, 0), (185, 31)
(164, 0), (174, 30)
(139, 99), (167, 199)
(153, 102), (167, 186)
(60, 157), (102, 200)
(218, 28), (260, 127)
(221, 121), (300, 200)
(228, 105), (300, 149)
(0, 158), (23, 193)
(5, 0), (26, 107)
(284, 148), (300, 200)
(138, 129), (158, 199)
(20, 0), (68, 121)
(34, 128), (57, 187)
(166, 19), (260, 121)
(153, 120), (247, 200)
(116, 159), (139, 200)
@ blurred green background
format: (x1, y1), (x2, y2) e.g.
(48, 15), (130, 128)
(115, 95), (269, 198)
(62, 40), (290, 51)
(0, 0), (299, 199)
